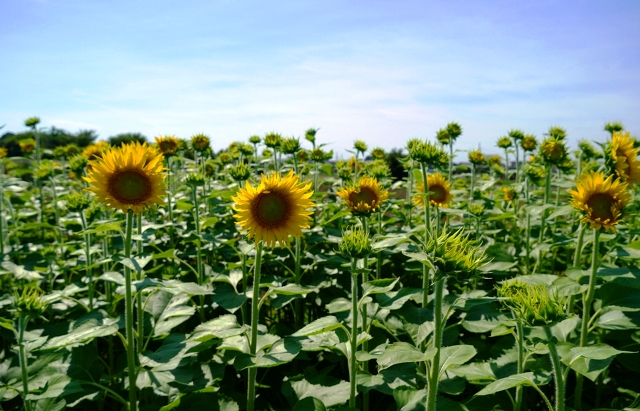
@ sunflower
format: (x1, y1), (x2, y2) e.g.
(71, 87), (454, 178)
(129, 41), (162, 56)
(83, 141), (110, 161)
(337, 176), (389, 216)
(610, 131), (640, 185)
(501, 186), (516, 202)
(84, 143), (166, 214)
(0, 147), (7, 159)
(155, 135), (179, 157)
(191, 133), (211, 152)
(569, 171), (631, 232)
(540, 138), (567, 165)
(19, 138), (36, 154)
(413, 172), (453, 208)
(232, 170), (315, 248)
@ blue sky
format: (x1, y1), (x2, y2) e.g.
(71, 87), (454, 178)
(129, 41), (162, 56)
(1, 0), (639, 158)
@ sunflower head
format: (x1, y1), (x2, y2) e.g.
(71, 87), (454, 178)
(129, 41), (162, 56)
(436, 129), (450, 145)
(264, 132), (282, 149)
(218, 151), (233, 165)
(413, 172), (453, 208)
(69, 154), (88, 174)
(338, 166), (353, 182)
(468, 149), (485, 165)
(12, 287), (47, 318)
(353, 140), (368, 154)
(281, 137), (301, 155)
(508, 129), (525, 141)
(498, 281), (566, 327)
(425, 229), (487, 281)
(409, 140), (448, 168)
(337, 176), (389, 216)
(24, 116), (41, 128)
(232, 170), (315, 248)
(155, 135), (180, 157)
(229, 163), (251, 182)
(185, 173), (206, 187)
(262, 148), (273, 158)
(66, 192), (93, 212)
(607, 131), (640, 185)
(366, 160), (391, 180)
(540, 138), (568, 165)
(371, 147), (386, 160)
(569, 171), (631, 232)
(578, 140), (600, 161)
(346, 156), (364, 172)
(84, 142), (166, 215)
(604, 121), (624, 135)
(501, 186), (516, 202)
(191, 133), (211, 152)
(36, 160), (59, 180)
(82, 141), (110, 161)
(446, 122), (463, 140)
(521, 134), (538, 151)
(204, 160), (216, 177)
(524, 164), (546, 186)
(19, 138), (36, 154)
(249, 135), (261, 145)
(338, 225), (371, 261)
(497, 136), (512, 149)
(487, 155), (502, 166)
(548, 126), (567, 140)
(0, 147), (7, 159)
(296, 149), (309, 163)
(468, 202), (486, 217)
(238, 143), (254, 156)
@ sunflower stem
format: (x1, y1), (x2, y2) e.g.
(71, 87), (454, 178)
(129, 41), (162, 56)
(406, 160), (415, 228)
(514, 317), (525, 411)
(504, 148), (510, 185)
(18, 312), (32, 411)
(545, 326), (565, 411)
(124, 210), (138, 411)
(192, 185), (205, 322)
(470, 164), (476, 202)
(80, 210), (93, 311)
(448, 142), (453, 182)
(360, 216), (370, 411)
(426, 278), (444, 411)
(0, 185), (4, 257)
(420, 163), (431, 309)
(136, 213), (144, 352)
(247, 241), (263, 411)
(349, 258), (359, 409)
(167, 157), (173, 222)
(538, 166), (552, 244)
(574, 228), (600, 411)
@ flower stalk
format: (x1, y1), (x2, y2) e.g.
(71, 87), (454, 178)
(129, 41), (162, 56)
(123, 210), (138, 411)
(247, 241), (263, 411)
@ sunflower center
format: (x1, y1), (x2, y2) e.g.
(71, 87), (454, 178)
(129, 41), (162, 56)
(255, 191), (290, 226)
(108, 170), (152, 204)
(160, 141), (177, 153)
(429, 184), (446, 203)
(586, 193), (615, 221)
(349, 187), (377, 207)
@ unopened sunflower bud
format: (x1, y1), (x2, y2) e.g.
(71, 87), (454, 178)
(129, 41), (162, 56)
(338, 226), (371, 261)
(353, 140), (368, 154)
(66, 192), (93, 212)
(468, 202), (485, 217)
(264, 133), (282, 149)
(229, 163), (251, 182)
(185, 173), (206, 187)
(497, 136), (512, 149)
(281, 138), (301, 155)
(191, 133), (211, 152)
(426, 229), (487, 281)
(499, 281), (566, 327)
(13, 287), (47, 318)
(218, 152), (233, 165)
(24, 116), (40, 128)
(249, 135), (261, 145)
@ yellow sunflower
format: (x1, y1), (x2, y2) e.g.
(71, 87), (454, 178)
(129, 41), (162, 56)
(0, 147), (8, 159)
(337, 176), (389, 216)
(191, 133), (211, 152)
(501, 186), (516, 202)
(84, 143), (166, 214)
(413, 172), (453, 208)
(19, 139), (36, 154)
(232, 170), (314, 248)
(82, 141), (110, 161)
(611, 131), (640, 185)
(155, 135), (179, 157)
(569, 171), (631, 232)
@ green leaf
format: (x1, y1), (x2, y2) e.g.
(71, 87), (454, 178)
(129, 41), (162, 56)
(361, 278), (399, 300)
(597, 310), (640, 330)
(288, 378), (351, 408)
(598, 283), (640, 312)
(475, 372), (551, 396)
(438, 345), (477, 375)
(292, 316), (342, 337)
(323, 209), (350, 225)
(146, 292), (196, 337)
(41, 316), (119, 350)
(27, 374), (84, 400)
(372, 235), (409, 250)
(561, 343), (635, 381)
(234, 338), (301, 370)
(377, 342), (437, 371)
(211, 284), (247, 314)
(393, 386), (426, 411)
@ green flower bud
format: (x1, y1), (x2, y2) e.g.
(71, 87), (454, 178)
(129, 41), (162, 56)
(281, 137), (301, 155)
(521, 134), (538, 152)
(524, 164), (546, 186)
(409, 140), (448, 168)
(249, 135), (261, 145)
(24, 116), (40, 128)
(468, 149), (485, 166)
(446, 122), (463, 140)
(69, 154), (88, 173)
(338, 225), (371, 260)
(262, 148), (273, 158)
(338, 166), (353, 182)
(36, 160), (58, 180)
(185, 173), (206, 187)
(436, 129), (450, 145)
(305, 128), (318, 144)
(311, 148), (326, 162)
(508, 129), (525, 141)
(371, 147), (386, 160)
(497, 136), (513, 149)
(604, 122), (624, 135)
(425, 229), (488, 281)
(219, 152), (233, 165)
(238, 143), (254, 156)
(548, 126), (567, 140)
(229, 163), (251, 182)
(354, 140), (368, 154)
(66, 192), (93, 212)
(53, 146), (67, 158)
(540, 137), (569, 165)
(13, 287), (47, 318)
(498, 281), (566, 327)
(468, 202), (485, 217)
(264, 132), (282, 149)
(204, 159), (216, 177)
(577, 140), (599, 160)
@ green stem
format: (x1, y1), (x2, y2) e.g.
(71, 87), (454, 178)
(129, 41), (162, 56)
(192, 186), (205, 321)
(123, 210), (137, 411)
(545, 327), (565, 411)
(505, 149), (509, 185)
(349, 258), (359, 409)
(406, 161), (414, 228)
(515, 144), (520, 184)
(448, 143), (453, 182)
(539, 166), (552, 244)
(421, 163), (432, 309)
(0, 186), (4, 257)
(18, 313), (32, 411)
(514, 321), (524, 411)
(470, 165), (476, 202)
(241, 253), (248, 325)
(359, 216), (370, 411)
(426, 278), (444, 411)
(574, 229), (600, 411)
(136, 213), (144, 353)
(247, 241), (263, 411)
(294, 238), (304, 330)
(167, 157), (173, 221)
(80, 211), (93, 310)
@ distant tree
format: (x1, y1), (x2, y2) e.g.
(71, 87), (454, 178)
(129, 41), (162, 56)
(0, 128), (97, 157)
(387, 148), (408, 182)
(108, 133), (147, 147)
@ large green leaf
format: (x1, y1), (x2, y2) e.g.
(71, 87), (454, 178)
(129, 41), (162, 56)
(438, 345), (477, 375)
(40, 314), (119, 350)
(292, 316), (344, 337)
(234, 338), (301, 370)
(475, 372), (551, 396)
(146, 292), (196, 337)
(376, 342), (437, 371)
(559, 343), (634, 381)
(292, 397), (327, 411)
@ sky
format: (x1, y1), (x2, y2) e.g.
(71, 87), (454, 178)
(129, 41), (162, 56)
(1, 0), (639, 158)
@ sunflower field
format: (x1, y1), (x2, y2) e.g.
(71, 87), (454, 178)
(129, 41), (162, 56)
(1, 119), (640, 411)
